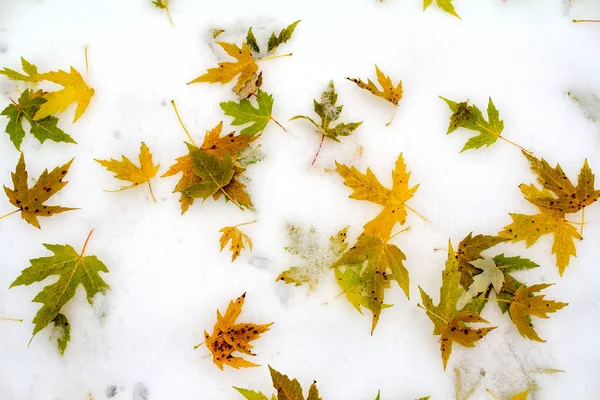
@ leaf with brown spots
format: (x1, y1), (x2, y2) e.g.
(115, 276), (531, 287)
(499, 152), (598, 275)
(346, 65), (403, 126)
(333, 235), (409, 334)
(235, 365), (320, 400)
(508, 283), (567, 342)
(219, 222), (254, 262)
(2, 153), (76, 228)
(418, 241), (495, 370)
(201, 294), (272, 370)
(95, 142), (160, 202)
(336, 153), (422, 242)
(455, 233), (507, 289)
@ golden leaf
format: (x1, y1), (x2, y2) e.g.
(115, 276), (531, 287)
(219, 224), (253, 262)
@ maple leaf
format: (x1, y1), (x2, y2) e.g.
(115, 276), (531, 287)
(3, 153), (76, 228)
(0, 57), (41, 82)
(454, 233), (508, 289)
(441, 97), (513, 152)
(162, 121), (257, 213)
(277, 225), (349, 290)
(235, 365), (319, 400)
(336, 153), (421, 242)
(10, 231), (109, 353)
(292, 81), (362, 142)
(424, 0), (460, 18)
(221, 90), (277, 136)
(188, 42), (259, 94)
(1, 89), (75, 150)
(333, 235), (409, 334)
(95, 142), (160, 202)
(346, 65), (403, 126)
(219, 222), (254, 262)
(182, 145), (235, 200)
(33, 67), (95, 123)
(456, 258), (504, 310)
(508, 284), (567, 342)
(418, 242), (495, 370)
(201, 293), (272, 370)
(511, 390), (530, 400)
(488, 254), (539, 313)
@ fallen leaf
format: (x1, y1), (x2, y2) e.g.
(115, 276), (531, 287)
(202, 293), (272, 370)
(347, 65), (403, 125)
(292, 81), (362, 142)
(235, 365), (319, 400)
(1, 89), (75, 150)
(419, 241), (495, 370)
(51, 313), (71, 356)
(456, 258), (504, 309)
(441, 97), (508, 152)
(277, 225), (349, 290)
(95, 142), (160, 202)
(336, 153), (420, 241)
(0, 57), (40, 82)
(267, 20), (301, 53)
(509, 284), (567, 342)
(221, 90), (275, 136)
(3, 153), (76, 228)
(10, 231), (108, 353)
(182, 145), (234, 199)
(333, 235), (409, 334)
(188, 42), (259, 94)
(455, 233), (507, 289)
(220, 223), (253, 262)
(35, 67), (95, 123)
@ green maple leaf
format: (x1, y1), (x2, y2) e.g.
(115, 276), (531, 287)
(0, 57), (41, 82)
(220, 90), (274, 136)
(333, 235), (409, 334)
(277, 225), (349, 290)
(246, 27), (261, 53)
(1, 89), (75, 150)
(441, 96), (504, 152)
(424, 0), (460, 19)
(10, 233), (109, 353)
(183, 145), (235, 199)
(292, 81), (362, 142)
(52, 313), (71, 355)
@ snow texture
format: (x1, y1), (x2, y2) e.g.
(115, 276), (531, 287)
(0, 0), (600, 399)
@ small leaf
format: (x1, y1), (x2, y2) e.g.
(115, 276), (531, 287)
(246, 27), (261, 53)
(267, 20), (301, 53)
(219, 225), (253, 262)
(424, 0), (460, 19)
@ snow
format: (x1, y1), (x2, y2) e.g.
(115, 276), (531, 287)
(0, 0), (600, 399)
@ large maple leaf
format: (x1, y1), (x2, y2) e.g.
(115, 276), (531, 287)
(10, 231), (109, 353)
(336, 153), (420, 242)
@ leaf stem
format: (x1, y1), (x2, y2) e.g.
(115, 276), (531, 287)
(80, 230), (94, 257)
(311, 135), (325, 166)
(270, 116), (287, 132)
(386, 106), (397, 127)
(580, 207), (585, 238)
(147, 180), (157, 203)
(0, 316), (23, 322)
(405, 204), (428, 222)
(0, 209), (19, 221)
(257, 52), (293, 62)
(388, 226), (410, 242)
(84, 46), (89, 72)
(233, 220), (257, 228)
(165, 4), (173, 25)
(498, 135), (531, 154)
(171, 100), (196, 146)
(573, 19), (600, 23)
(485, 390), (501, 400)
(417, 303), (448, 325)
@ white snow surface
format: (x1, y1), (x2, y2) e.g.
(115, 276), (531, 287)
(1, 0), (600, 399)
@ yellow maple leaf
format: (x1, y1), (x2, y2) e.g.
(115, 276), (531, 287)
(499, 208), (580, 276)
(509, 284), (567, 342)
(200, 293), (272, 370)
(219, 222), (254, 262)
(34, 67), (95, 123)
(95, 142), (160, 202)
(347, 65), (403, 125)
(188, 42), (258, 94)
(511, 389), (529, 400)
(336, 153), (421, 242)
